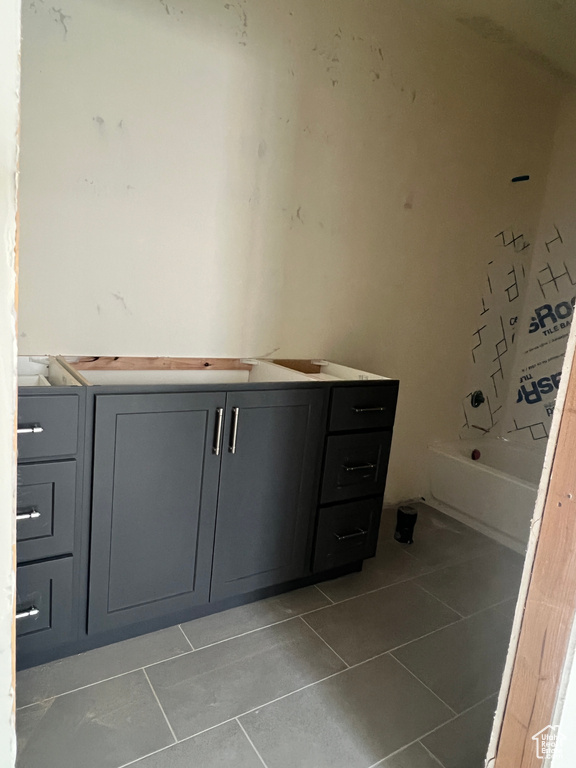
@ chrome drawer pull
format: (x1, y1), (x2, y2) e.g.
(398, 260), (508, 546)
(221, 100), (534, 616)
(229, 407), (239, 454)
(352, 406), (387, 413)
(334, 528), (368, 542)
(17, 425), (44, 435)
(16, 607), (40, 620)
(344, 463), (377, 472)
(213, 408), (224, 455)
(16, 510), (41, 521)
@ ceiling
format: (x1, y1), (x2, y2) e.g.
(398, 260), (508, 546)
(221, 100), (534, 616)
(429, 0), (576, 84)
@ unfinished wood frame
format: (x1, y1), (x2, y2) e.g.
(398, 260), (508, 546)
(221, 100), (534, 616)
(70, 356), (252, 371)
(272, 359), (323, 374)
(492, 346), (576, 766)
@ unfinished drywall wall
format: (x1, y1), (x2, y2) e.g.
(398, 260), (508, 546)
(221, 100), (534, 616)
(500, 94), (576, 446)
(275, 3), (564, 500)
(18, 0), (564, 500)
(0, 0), (20, 764)
(19, 0), (300, 357)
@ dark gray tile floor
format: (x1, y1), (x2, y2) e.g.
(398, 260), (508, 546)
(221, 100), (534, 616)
(16, 503), (523, 768)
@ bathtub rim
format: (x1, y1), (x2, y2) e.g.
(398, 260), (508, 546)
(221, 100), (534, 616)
(429, 439), (542, 491)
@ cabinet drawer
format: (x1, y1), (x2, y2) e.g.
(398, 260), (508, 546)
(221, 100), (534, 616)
(16, 558), (74, 647)
(329, 384), (398, 432)
(321, 431), (392, 504)
(18, 395), (79, 460)
(17, 461), (76, 563)
(313, 498), (382, 572)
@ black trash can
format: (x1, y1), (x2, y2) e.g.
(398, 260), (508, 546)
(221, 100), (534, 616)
(394, 505), (418, 544)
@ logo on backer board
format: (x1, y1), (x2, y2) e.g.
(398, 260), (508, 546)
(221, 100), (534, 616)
(532, 725), (562, 760)
(529, 298), (575, 336)
(517, 372), (562, 405)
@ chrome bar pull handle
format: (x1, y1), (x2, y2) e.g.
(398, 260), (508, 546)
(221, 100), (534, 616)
(352, 406), (387, 413)
(334, 528), (368, 542)
(17, 425), (44, 435)
(344, 463), (377, 472)
(213, 408), (224, 456)
(17, 510), (41, 521)
(229, 407), (239, 454)
(16, 607), (40, 620)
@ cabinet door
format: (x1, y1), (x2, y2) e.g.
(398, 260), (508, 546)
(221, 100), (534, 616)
(210, 389), (325, 601)
(88, 393), (224, 634)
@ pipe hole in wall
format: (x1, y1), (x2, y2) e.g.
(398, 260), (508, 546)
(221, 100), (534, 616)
(471, 390), (485, 408)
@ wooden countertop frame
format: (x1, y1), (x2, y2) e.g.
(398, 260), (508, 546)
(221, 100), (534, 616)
(70, 357), (252, 371)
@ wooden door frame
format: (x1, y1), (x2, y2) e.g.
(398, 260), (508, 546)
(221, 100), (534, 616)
(488, 324), (576, 767)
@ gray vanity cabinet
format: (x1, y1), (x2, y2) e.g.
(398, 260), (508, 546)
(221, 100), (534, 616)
(88, 393), (225, 634)
(210, 389), (326, 601)
(89, 388), (326, 630)
(16, 367), (397, 669)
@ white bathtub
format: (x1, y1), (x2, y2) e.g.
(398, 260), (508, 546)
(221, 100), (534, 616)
(427, 438), (546, 552)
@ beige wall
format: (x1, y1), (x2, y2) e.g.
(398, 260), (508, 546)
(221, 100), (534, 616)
(0, 0), (20, 763)
(275, 4), (564, 499)
(18, 0), (564, 501)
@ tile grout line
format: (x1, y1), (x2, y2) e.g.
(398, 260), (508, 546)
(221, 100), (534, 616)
(419, 740), (448, 767)
(16, 586), (515, 712)
(389, 654), (458, 716)
(169, 644), (500, 747)
(119, 650), (389, 766)
(142, 668), (178, 745)
(178, 624), (195, 651)
(18, 513), (515, 767)
(118, 742), (176, 768)
(365, 691), (499, 768)
(15, 651), (193, 711)
(384, 616), (463, 657)
(299, 615), (350, 668)
(193, 616), (300, 652)
(119, 654), (501, 768)
(236, 718), (270, 768)
(16, 588), (510, 712)
(300, 572), (427, 612)
(18, 613), (317, 711)
(116, 673), (346, 768)
(295, 546), (509, 610)
(17, 523), (520, 710)
(116, 719), (240, 768)
(412, 580), (465, 618)
(187, 589), (385, 653)
(313, 583), (334, 603)
(192, 577), (438, 649)
(356, 588), (521, 665)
